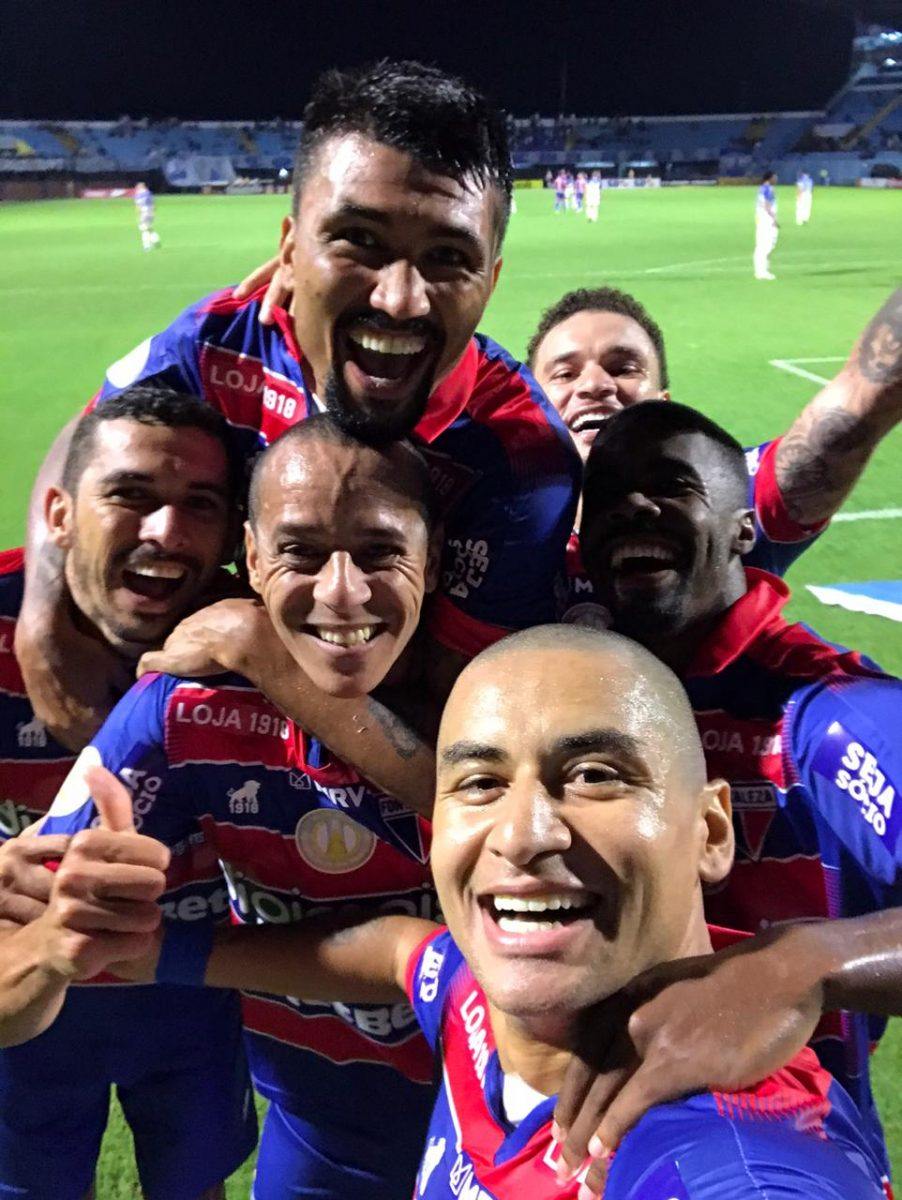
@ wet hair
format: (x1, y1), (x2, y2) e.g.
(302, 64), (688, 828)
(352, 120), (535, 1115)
(247, 412), (440, 532)
(292, 59), (513, 244)
(526, 286), (669, 389)
(585, 400), (749, 511)
(62, 382), (244, 504)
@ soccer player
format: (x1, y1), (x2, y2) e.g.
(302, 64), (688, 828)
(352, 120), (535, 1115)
(525, 286), (902, 622)
(4, 418), (445, 1200)
(796, 170), (813, 225)
(134, 181), (160, 251)
(584, 171), (601, 223)
(14, 60), (579, 814)
(574, 170), (587, 212)
(21, 628), (893, 1200)
(0, 385), (255, 1200)
(754, 170), (779, 280)
(573, 400), (902, 1181)
(564, 170), (576, 211)
(553, 169), (567, 213)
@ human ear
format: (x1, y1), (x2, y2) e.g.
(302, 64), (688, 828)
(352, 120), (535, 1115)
(697, 779), (734, 885)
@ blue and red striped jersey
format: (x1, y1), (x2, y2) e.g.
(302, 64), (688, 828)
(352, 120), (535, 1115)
(405, 926), (887, 1200)
(91, 288), (580, 658)
(41, 669), (437, 1131)
(682, 568), (900, 1174)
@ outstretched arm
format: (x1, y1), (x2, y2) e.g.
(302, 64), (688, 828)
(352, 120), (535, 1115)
(775, 289), (902, 527)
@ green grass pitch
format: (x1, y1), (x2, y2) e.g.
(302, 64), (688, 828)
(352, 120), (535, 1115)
(1, 183), (900, 1194)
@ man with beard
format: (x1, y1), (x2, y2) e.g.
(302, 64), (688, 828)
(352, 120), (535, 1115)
(556, 400), (902, 1190)
(0, 384), (255, 1200)
(19, 627), (893, 1200)
(525, 285), (902, 625)
(3, 417), (446, 1200)
(14, 61), (578, 809)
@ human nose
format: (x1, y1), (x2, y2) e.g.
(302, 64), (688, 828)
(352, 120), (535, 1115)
(369, 259), (430, 322)
(139, 505), (188, 550)
(486, 778), (571, 867)
(609, 490), (661, 526)
(574, 363), (617, 400)
(312, 551), (372, 612)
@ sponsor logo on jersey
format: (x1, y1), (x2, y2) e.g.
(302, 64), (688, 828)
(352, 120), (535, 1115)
(444, 537), (490, 600)
(228, 779), (261, 814)
(294, 808), (377, 874)
(814, 721), (898, 850)
(418, 943), (445, 1003)
(418, 1136), (446, 1195)
(448, 1152), (493, 1200)
(460, 989), (491, 1085)
(16, 716), (47, 748)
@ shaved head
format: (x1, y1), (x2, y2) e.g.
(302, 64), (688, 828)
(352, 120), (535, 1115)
(452, 624), (708, 793)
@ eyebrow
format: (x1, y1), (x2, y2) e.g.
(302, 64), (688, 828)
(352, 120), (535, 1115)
(544, 345), (649, 370)
(440, 741), (508, 767)
(332, 203), (484, 252)
(99, 470), (228, 496)
(553, 728), (643, 758)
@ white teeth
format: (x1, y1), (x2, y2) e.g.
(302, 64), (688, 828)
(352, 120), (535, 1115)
(316, 625), (378, 647)
(498, 916), (566, 934)
(493, 893), (587, 914)
(127, 563), (186, 580)
(349, 330), (426, 356)
(611, 542), (676, 569)
(572, 414), (610, 433)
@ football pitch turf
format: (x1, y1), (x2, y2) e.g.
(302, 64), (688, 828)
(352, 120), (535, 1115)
(1, 183), (900, 1193)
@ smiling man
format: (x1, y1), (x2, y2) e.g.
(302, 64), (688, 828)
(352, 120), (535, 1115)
(26, 627), (892, 1200)
(15, 61), (578, 783)
(566, 400), (902, 1183)
(0, 384), (255, 1200)
(9, 416), (449, 1200)
(526, 286), (902, 624)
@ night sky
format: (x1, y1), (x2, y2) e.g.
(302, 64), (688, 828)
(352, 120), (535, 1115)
(0, 0), (873, 121)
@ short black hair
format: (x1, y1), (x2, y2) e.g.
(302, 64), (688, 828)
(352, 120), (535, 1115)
(762, 171), (776, 183)
(526, 286), (669, 389)
(248, 413), (440, 532)
(292, 59), (513, 245)
(586, 400), (748, 509)
(62, 382), (245, 505)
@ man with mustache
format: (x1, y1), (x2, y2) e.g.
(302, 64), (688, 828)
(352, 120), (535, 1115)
(552, 400), (902, 1190)
(3, 417), (450, 1200)
(14, 61), (579, 808)
(19, 626), (893, 1200)
(0, 384), (255, 1200)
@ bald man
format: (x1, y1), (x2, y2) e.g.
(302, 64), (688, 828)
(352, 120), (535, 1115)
(30, 626), (890, 1200)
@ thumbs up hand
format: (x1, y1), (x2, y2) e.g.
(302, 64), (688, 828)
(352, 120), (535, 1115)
(37, 764), (170, 982)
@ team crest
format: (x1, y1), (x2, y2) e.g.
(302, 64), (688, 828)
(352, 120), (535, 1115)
(294, 809), (376, 874)
(731, 783), (777, 861)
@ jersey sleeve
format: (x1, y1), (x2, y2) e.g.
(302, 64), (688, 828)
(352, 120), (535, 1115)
(785, 674), (902, 890)
(742, 439), (828, 577)
(89, 293), (222, 408)
(404, 926), (460, 1051)
(428, 343), (580, 657)
(41, 672), (198, 852)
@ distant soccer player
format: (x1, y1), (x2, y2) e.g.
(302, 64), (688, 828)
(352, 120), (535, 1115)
(584, 170), (601, 222)
(553, 170), (567, 213)
(574, 170), (587, 212)
(754, 170), (778, 280)
(564, 170), (576, 211)
(796, 170), (813, 225)
(134, 181), (160, 251)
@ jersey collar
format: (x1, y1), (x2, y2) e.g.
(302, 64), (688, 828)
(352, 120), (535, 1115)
(686, 568), (790, 677)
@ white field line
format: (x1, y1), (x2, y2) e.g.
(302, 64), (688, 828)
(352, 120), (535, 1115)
(833, 507), (902, 523)
(769, 358), (832, 385)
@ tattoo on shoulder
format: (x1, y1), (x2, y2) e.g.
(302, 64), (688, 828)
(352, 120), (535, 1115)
(858, 290), (902, 387)
(367, 699), (421, 761)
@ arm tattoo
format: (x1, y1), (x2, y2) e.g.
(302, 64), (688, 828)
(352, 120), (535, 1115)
(858, 290), (902, 388)
(776, 289), (902, 525)
(365, 698), (422, 761)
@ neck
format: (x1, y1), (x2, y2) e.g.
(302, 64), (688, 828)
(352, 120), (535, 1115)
(637, 565), (747, 674)
(489, 1004), (576, 1098)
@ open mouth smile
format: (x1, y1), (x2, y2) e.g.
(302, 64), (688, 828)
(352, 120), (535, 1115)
(340, 321), (437, 394)
(119, 561), (192, 606)
(303, 622), (386, 649)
